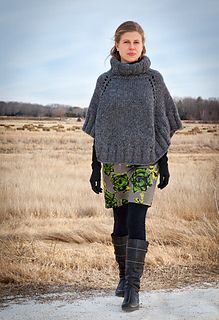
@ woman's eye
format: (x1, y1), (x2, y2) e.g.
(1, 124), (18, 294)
(124, 41), (140, 44)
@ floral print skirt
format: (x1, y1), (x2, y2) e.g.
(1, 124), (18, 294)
(102, 162), (159, 209)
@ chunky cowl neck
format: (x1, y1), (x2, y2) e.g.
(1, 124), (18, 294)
(110, 55), (151, 76)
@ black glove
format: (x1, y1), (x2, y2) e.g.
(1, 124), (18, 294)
(90, 141), (102, 194)
(157, 152), (170, 189)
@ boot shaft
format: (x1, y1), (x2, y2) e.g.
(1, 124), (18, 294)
(111, 233), (128, 277)
(125, 238), (149, 290)
(126, 239), (149, 264)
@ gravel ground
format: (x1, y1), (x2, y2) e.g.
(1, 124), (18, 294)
(0, 285), (218, 320)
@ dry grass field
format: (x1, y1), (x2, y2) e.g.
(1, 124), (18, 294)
(0, 118), (218, 297)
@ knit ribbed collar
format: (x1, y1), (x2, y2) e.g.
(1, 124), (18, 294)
(110, 55), (151, 76)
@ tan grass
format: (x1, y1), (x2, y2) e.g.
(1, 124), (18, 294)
(0, 120), (218, 290)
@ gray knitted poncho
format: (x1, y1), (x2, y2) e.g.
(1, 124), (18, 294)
(82, 55), (183, 165)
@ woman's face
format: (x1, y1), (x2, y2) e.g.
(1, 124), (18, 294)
(115, 31), (144, 63)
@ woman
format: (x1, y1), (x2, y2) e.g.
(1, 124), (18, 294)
(82, 21), (182, 312)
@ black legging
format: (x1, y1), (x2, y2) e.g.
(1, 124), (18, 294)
(112, 203), (149, 240)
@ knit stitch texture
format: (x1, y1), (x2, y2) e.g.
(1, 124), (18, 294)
(82, 55), (183, 165)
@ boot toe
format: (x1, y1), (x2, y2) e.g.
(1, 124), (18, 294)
(122, 286), (139, 312)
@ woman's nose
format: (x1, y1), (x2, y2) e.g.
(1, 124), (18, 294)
(128, 43), (135, 49)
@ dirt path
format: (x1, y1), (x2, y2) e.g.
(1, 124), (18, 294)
(0, 285), (218, 320)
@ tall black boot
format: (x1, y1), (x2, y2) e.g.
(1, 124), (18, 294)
(111, 233), (128, 297)
(122, 238), (149, 312)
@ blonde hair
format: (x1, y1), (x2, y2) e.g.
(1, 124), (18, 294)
(109, 21), (146, 61)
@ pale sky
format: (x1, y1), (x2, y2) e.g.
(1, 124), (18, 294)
(0, 0), (218, 107)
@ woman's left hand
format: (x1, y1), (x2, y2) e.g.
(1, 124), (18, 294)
(157, 153), (170, 189)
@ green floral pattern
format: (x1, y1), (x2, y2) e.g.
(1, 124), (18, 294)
(103, 163), (114, 176)
(134, 192), (145, 204)
(122, 199), (129, 205)
(104, 189), (118, 208)
(102, 162), (159, 209)
(111, 173), (130, 192)
(148, 165), (159, 180)
(131, 168), (153, 193)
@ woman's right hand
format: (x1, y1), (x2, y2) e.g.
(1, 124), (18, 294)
(90, 140), (102, 194)
(90, 164), (102, 194)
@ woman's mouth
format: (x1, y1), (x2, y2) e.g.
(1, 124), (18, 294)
(127, 52), (136, 56)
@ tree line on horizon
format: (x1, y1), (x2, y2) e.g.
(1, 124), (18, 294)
(0, 97), (218, 121)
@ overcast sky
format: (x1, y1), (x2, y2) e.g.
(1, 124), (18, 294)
(0, 0), (218, 107)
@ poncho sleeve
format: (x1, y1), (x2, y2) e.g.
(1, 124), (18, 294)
(162, 78), (183, 137)
(82, 75), (103, 138)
